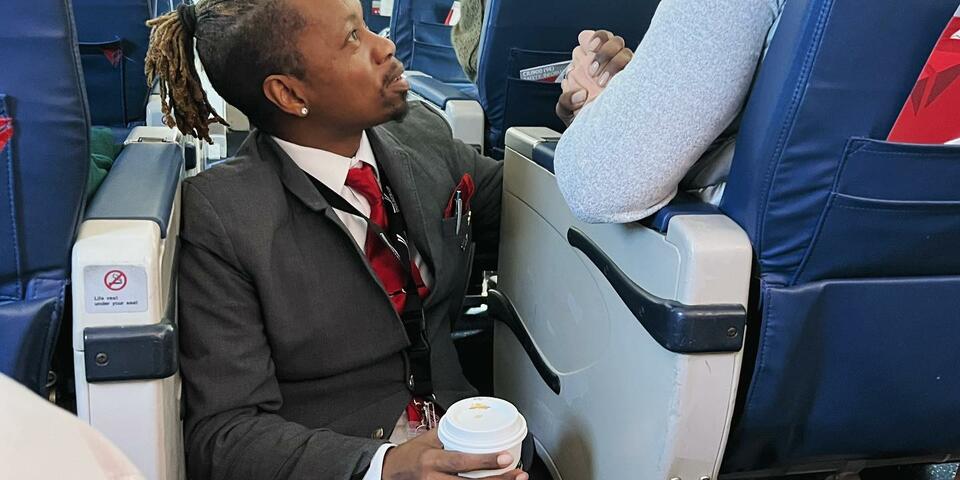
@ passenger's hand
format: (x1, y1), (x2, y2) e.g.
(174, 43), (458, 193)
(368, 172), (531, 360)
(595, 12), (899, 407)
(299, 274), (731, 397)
(556, 86), (587, 127)
(381, 429), (529, 480)
(556, 30), (633, 126)
(584, 29), (633, 88)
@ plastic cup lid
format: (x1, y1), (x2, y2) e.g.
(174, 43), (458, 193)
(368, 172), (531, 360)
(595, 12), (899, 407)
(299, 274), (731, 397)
(438, 397), (528, 452)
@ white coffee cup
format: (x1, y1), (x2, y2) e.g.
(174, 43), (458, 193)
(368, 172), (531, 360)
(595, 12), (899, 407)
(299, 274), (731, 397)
(438, 396), (528, 478)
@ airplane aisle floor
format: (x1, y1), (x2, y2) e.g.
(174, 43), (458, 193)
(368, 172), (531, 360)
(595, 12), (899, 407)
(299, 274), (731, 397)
(762, 464), (959, 480)
(863, 463), (958, 480)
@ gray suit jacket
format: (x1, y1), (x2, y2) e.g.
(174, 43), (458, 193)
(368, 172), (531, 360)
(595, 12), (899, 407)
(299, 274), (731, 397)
(177, 102), (503, 480)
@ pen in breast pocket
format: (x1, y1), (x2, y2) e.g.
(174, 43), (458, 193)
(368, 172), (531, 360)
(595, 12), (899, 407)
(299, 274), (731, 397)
(455, 190), (463, 235)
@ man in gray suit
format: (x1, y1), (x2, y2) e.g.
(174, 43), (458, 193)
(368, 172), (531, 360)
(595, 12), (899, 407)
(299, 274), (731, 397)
(144, 0), (529, 479)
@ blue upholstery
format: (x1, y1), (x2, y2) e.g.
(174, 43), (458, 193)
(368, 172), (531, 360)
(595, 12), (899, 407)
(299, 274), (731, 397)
(716, 0), (960, 472)
(407, 75), (474, 108)
(73, 0), (152, 127)
(641, 193), (721, 233)
(475, 0), (658, 158)
(531, 140), (557, 173)
(726, 276), (960, 471)
(720, 0), (959, 287)
(0, 0), (90, 394)
(360, 0), (390, 33)
(389, 0), (471, 83)
(155, 0), (182, 16)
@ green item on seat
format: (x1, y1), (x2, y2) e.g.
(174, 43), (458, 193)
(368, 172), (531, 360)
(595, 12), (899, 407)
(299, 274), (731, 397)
(90, 126), (122, 158)
(85, 127), (122, 201)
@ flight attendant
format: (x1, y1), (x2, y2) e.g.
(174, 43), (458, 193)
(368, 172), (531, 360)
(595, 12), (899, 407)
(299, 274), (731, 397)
(147, 1), (521, 478)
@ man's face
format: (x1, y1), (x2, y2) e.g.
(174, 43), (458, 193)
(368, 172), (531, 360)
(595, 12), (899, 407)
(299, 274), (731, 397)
(288, 0), (410, 130)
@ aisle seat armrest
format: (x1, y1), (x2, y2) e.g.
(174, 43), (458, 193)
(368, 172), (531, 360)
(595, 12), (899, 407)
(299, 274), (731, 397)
(85, 142), (183, 238)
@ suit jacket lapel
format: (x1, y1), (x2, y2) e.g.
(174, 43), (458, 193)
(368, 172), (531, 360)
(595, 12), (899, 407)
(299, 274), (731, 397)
(259, 132), (328, 213)
(256, 132), (365, 256)
(367, 127), (444, 301)
(254, 128), (447, 306)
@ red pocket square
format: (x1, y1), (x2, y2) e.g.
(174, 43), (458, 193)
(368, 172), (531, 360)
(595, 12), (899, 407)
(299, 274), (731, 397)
(444, 174), (476, 218)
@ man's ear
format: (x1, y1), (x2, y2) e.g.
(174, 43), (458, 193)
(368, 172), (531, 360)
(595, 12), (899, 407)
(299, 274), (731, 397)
(263, 74), (308, 117)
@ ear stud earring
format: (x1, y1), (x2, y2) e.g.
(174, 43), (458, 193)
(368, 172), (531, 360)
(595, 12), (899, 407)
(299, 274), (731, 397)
(300, 107), (309, 117)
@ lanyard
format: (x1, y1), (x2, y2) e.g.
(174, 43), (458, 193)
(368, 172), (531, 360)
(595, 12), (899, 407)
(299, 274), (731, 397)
(307, 173), (434, 398)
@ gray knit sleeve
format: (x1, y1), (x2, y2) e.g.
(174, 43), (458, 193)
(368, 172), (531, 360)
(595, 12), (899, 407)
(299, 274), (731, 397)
(554, 0), (781, 223)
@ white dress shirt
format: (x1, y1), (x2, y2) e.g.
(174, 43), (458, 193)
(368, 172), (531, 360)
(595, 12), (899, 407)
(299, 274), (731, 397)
(272, 133), (430, 479)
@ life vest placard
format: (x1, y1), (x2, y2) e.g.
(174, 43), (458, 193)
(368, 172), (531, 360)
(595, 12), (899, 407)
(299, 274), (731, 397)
(84, 265), (148, 314)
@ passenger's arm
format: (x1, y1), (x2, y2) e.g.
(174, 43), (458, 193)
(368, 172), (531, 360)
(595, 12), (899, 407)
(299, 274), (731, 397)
(554, 0), (781, 223)
(177, 181), (384, 480)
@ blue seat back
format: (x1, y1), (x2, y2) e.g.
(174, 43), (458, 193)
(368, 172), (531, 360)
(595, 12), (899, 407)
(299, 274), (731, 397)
(72, 0), (152, 127)
(476, 0), (658, 158)
(360, 0), (391, 34)
(389, 0), (471, 84)
(0, 0), (90, 394)
(719, 0), (960, 471)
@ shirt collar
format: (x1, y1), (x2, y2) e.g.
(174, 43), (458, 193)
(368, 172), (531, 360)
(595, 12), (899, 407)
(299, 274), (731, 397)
(271, 131), (379, 192)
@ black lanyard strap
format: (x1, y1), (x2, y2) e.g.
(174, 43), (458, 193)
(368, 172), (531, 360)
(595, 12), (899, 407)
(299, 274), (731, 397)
(307, 173), (434, 397)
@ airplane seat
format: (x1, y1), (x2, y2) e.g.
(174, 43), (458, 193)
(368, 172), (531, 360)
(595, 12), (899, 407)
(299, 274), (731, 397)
(390, 0), (473, 86)
(1, 2), (186, 478)
(390, 0), (485, 150)
(472, 0), (654, 159)
(491, 1), (960, 479)
(0, 0), (91, 396)
(0, 3), (189, 480)
(720, 0), (960, 474)
(361, 0), (391, 35)
(72, 0), (153, 130)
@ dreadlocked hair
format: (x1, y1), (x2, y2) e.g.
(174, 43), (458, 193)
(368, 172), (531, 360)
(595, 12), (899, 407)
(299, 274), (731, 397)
(145, 4), (227, 143)
(145, 0), (307, 137)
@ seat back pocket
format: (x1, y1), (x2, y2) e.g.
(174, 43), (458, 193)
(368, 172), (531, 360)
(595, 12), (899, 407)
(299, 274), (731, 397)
(795, 138), (960, 284)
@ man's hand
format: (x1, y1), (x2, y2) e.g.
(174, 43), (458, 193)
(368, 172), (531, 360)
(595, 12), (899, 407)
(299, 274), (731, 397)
(381, 430), (529, 480)
(556, 29), (634, 126)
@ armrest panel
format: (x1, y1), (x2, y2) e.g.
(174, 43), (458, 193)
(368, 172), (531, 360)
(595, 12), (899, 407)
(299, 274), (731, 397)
(85, 143), (182, 238)
(567, 227), (746, 353)
(496, 126), (752, 480)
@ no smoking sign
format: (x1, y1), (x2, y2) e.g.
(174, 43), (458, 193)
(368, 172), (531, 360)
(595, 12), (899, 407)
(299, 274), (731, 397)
(104, 270), (127, 291)
(85, 265), (148, 314)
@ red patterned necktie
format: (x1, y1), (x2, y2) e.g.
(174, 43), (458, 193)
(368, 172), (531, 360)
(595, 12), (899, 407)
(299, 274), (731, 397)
(344, 163), (429, 313)
(345, 163), (440, 436)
